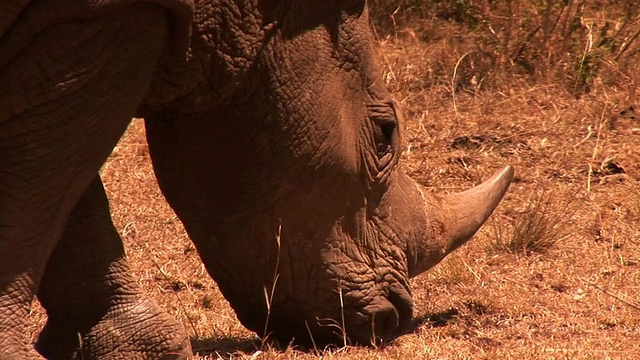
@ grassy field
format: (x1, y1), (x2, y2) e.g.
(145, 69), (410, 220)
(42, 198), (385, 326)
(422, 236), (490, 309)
(30, 1), (640, 359)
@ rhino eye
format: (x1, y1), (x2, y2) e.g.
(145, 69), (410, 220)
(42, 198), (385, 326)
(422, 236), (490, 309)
(368, 103), (398, 159)
(379, 120), (396, 141)
(374, 119), (396, 157)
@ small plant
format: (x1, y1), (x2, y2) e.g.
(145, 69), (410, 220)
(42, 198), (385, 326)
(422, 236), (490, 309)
(489, 187), (582, 255)
(261, 222), (282, 346)
(435, 254), (479, 285)
(369, 0), (640, 94)
(316, 285), (348, 348)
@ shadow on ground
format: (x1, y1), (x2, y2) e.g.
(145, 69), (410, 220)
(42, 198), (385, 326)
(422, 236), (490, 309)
(191, 336), (262, 358)
(191, 308), (464, 357)
(402, 307), (461, 335)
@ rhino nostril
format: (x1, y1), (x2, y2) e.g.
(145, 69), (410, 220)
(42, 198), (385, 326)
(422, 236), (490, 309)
(387, 288), (413, 330)
(370, 300), (400, 341)
(349, 296), (402, 346)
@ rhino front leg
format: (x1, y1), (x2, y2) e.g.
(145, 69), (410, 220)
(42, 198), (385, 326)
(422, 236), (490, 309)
(36, 176), (191, 360)
(0, 2), (180, 357)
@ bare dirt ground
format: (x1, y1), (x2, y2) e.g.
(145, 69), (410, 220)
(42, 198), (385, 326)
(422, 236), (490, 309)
(29, 1), (639, 359)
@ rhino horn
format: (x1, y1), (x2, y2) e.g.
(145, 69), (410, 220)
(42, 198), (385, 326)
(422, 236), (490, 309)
(440, 165), (514, 250)
(409, 165), (514, 277)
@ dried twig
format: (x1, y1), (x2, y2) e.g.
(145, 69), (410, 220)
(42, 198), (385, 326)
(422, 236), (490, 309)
(585, 280), (640, 312)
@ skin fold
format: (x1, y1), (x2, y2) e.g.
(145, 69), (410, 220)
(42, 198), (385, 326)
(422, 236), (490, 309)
(0, 0), (512, 358)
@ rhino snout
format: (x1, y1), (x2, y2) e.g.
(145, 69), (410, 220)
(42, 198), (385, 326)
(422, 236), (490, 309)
(345, 289), (413, 345)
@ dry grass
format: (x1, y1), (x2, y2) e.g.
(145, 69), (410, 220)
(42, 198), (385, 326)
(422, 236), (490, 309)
(28, 1), (640, 359)
(487, 186), (581, 255)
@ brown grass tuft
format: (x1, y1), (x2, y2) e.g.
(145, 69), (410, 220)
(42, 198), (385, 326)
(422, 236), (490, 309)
(488, 187), (582, 255)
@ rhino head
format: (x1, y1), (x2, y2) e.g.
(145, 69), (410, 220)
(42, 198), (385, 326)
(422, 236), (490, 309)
(142, 0), (513, 346)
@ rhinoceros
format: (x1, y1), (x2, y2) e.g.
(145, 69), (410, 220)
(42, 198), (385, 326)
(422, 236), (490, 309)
(0, 0), (513, 358)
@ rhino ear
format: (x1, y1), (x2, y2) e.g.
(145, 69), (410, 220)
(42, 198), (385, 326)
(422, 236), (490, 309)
(439, 165), (514, 253)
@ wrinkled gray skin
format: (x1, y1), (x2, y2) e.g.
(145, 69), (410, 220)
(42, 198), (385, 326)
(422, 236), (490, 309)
(0, 0), (513, 358)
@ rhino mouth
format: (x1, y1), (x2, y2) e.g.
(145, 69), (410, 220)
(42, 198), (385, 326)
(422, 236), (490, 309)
(343, 288), (414, 345)
(255, 287), (413, 347)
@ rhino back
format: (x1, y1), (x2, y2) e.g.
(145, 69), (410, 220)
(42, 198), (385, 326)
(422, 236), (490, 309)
(0, 0), (194, 74)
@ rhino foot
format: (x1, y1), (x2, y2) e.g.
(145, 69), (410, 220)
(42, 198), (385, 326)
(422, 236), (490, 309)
(35, 296), (191, 360)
